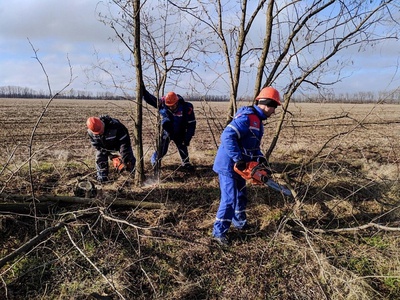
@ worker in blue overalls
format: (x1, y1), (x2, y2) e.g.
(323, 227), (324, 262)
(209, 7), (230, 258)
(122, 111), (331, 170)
(212, 87), (281, 246)
(142, 87), (196, 170)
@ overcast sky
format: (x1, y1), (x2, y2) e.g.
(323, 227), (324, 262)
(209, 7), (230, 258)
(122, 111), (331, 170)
(1, 0), (399, 97)
(0, 0), (118, 95)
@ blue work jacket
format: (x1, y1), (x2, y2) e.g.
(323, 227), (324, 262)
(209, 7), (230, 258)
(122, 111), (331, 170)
(143, 89), (196, 144)
(213, 105), (267, 177)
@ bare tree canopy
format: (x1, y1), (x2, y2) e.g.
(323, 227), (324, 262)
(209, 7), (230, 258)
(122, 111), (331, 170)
(99, 1), (398, 123)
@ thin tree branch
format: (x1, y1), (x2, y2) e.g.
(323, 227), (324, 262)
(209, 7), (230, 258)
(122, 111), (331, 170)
(312, 222), (400, 234)
(65, 226), (126, 299)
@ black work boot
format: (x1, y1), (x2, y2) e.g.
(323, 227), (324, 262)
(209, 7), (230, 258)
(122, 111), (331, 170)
(212, 235), (229, 246)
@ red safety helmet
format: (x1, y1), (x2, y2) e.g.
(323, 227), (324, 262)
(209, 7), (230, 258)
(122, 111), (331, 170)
(86, 117), (104, 135)
(256, 87), (281, 106)
(165, 92), (179, 107)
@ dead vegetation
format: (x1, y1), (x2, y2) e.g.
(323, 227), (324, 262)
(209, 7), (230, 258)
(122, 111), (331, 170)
(1, 99), (400, 299)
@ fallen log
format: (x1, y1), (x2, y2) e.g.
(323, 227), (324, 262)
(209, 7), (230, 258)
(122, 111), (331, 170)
(0, 193), (165, 213)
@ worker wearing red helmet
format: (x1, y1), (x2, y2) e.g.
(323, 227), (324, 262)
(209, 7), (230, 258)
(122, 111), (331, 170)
(142, 87), (196, 170)
(211, 87), (281, 246)
(86, 115), (136, 182)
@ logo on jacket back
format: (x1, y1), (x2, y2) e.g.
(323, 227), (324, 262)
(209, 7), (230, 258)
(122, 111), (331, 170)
(173, 110), (183, 117)
(248, 114), (260, 131)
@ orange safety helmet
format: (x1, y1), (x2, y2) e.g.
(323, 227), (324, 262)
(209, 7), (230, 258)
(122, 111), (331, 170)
(86, 117), (104, 135)
(165, 92), (179, 107)
(256, 87), (281, 106)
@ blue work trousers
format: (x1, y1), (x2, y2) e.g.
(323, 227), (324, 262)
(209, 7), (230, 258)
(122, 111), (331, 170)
(212, 173), (248, 238)
(151, 131), (189, 166)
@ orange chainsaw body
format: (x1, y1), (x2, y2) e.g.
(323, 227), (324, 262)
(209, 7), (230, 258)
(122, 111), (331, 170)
(112, 156), (125, 172)
(233, 161), (269, 185)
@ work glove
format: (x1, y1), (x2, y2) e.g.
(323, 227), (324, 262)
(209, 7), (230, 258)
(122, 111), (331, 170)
(257, 157), (272, 177)
(234, 160), (247, 171)
(112, 157), (125, 173)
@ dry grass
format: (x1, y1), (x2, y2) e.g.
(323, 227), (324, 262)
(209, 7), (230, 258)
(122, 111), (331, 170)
(0, 99), (400, 299)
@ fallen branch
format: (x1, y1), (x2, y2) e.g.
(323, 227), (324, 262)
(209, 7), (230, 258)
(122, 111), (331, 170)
(281, 173), (300, 203)
(99, 208), (205, 245)
(0, 193), (165, 213)
(312, 222), (400, 233)
(99, 208), (148, 230)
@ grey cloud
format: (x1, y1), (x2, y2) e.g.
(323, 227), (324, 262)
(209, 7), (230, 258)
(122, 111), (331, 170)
(0, 0), (113, 43)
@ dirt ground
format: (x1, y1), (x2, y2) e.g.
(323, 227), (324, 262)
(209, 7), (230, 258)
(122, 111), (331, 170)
(1, 98), (400, 299)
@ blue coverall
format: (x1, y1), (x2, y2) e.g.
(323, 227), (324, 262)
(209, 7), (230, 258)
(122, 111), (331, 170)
(212, 105), (267, 238)
(143, 89), (196, 166)
(88, 115), (136, 182)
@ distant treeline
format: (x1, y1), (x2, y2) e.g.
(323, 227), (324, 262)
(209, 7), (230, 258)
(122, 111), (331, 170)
(0, 85), (125, 100)
(296, 91), (400, 104)
(1, 85), (399, 104)
(0, 85), (229, 102)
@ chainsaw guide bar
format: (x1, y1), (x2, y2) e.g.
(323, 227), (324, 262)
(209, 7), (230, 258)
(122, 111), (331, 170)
(234, 161), (293, 197)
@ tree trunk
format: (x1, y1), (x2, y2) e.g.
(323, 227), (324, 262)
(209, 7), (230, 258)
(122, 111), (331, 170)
(132, 0), (145, 186)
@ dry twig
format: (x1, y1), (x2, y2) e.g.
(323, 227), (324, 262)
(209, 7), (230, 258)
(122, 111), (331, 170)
(312, 222), (400, 233)
(65, 226), (126, 299)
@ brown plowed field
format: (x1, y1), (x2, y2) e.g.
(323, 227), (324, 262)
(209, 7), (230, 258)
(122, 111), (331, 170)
(1, 99), (399, 178)
(1, 98), (400, 299)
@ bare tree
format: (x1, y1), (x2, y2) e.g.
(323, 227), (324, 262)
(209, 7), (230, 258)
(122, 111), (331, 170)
(178, 0), (398, 156)
(95, 0), (146, 185)
(175, 0), (269, 124)
(132, 0), (145, 185)
(26, 39), (75, 232)
(260, 0), (399, 158)
(97, 0), (210, 180)
(96, 0), (398, 181)
(139, 2), (208, 177)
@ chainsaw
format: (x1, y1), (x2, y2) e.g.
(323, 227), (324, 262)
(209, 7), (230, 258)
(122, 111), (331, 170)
(234, 161), (292, 196)
(111, 155), (125, 172)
